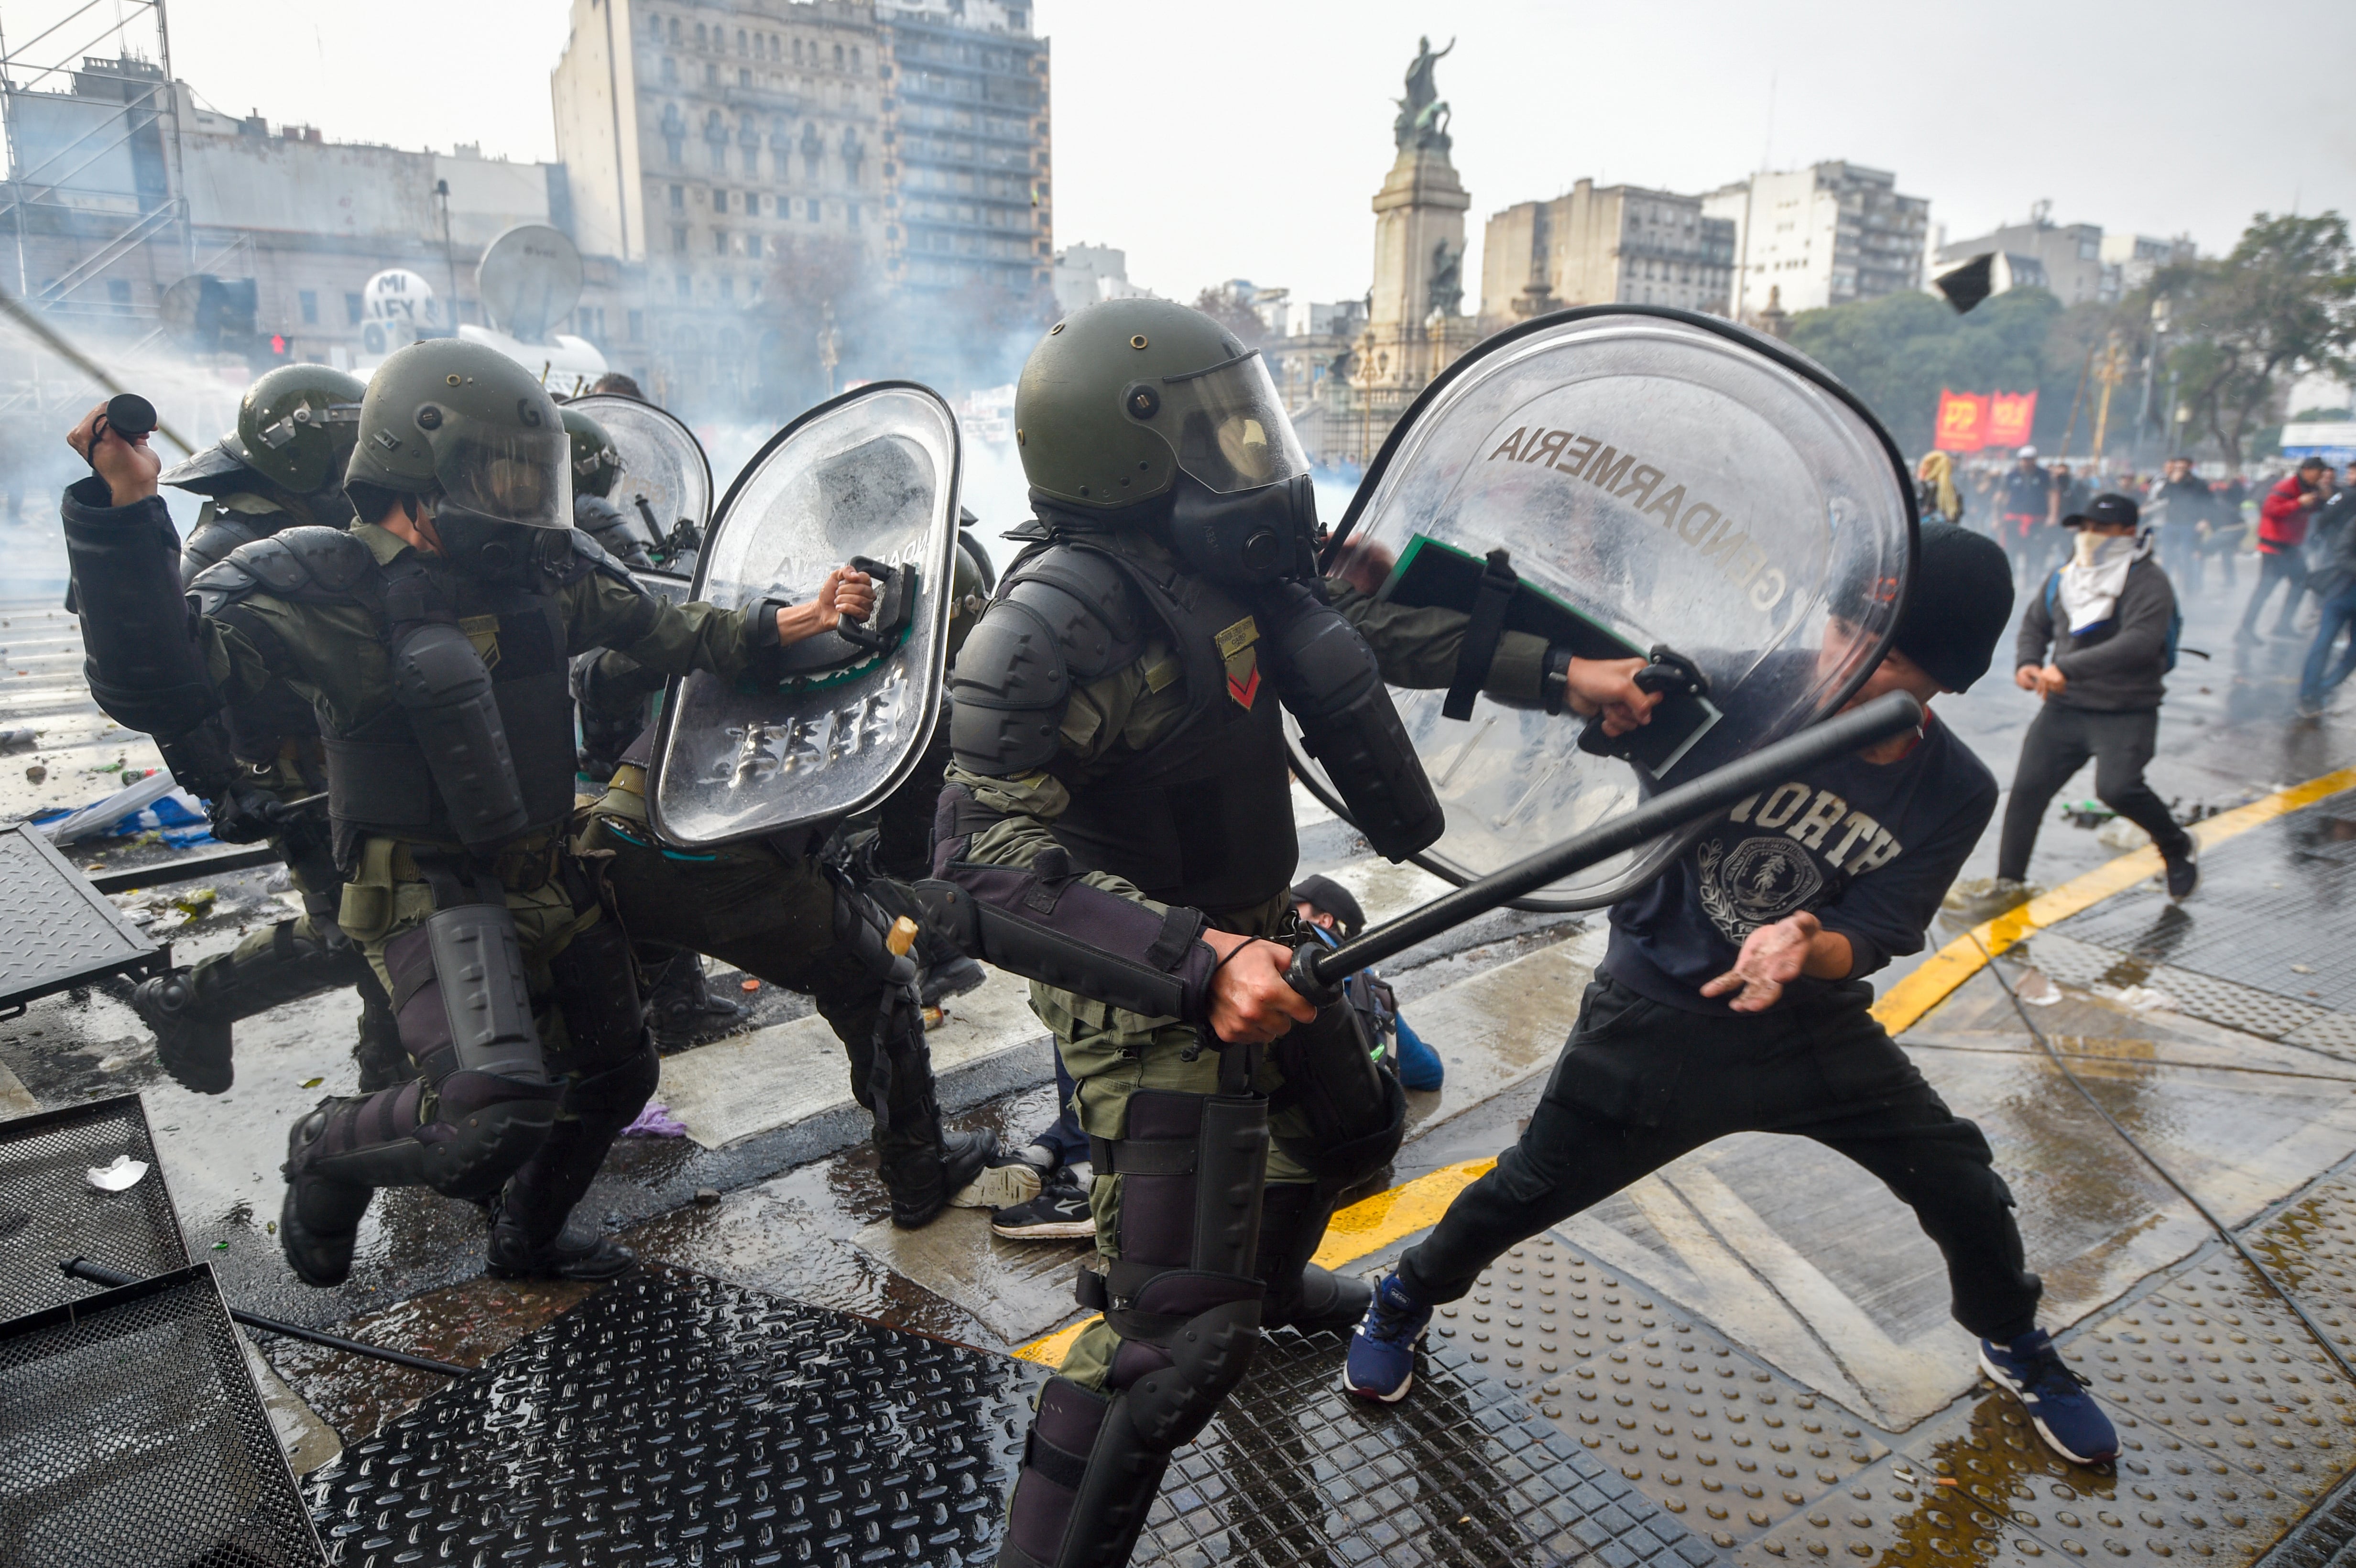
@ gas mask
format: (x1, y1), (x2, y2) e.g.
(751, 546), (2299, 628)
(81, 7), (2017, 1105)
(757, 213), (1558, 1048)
(1166, 468), (1320, 589)
(431, 502), (546, 581)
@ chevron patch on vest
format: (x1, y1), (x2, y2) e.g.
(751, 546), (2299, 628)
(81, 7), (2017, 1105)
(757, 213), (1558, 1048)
(1217, 615), (1260, 708)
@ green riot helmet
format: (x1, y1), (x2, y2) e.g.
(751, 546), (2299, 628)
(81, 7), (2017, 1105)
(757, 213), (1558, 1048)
(1013, 298), (1317, 587)
(561, 406), (622, 500)
(232, 362), (366, 496)
(346, 339), (572, 577)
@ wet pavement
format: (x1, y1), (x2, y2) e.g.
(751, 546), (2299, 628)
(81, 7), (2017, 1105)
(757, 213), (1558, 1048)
(13, 568), (2356, 1562)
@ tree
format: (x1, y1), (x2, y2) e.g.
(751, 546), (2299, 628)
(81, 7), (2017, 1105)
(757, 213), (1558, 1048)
(1192, 286), (1267, 348)
(1787, 288), (2062, 457)
(2161, 212), (2356, 468)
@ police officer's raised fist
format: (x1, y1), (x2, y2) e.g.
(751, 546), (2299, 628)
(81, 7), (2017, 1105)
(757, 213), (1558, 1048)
(67, 401), (159, 506)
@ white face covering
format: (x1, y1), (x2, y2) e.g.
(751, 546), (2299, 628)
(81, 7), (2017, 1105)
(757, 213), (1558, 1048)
(2057, 529), (2152, 634)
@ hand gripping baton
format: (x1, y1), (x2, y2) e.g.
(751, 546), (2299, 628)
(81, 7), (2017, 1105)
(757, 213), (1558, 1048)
(1285, 691), (1925, 1002)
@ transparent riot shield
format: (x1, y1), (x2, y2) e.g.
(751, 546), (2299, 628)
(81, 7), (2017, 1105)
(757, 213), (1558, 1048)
(649, 382), (961, 847)
(1301, 306), (1915, 909)
(567, 393), (713, 567)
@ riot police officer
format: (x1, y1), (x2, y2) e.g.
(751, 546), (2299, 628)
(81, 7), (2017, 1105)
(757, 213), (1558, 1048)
(60, 338), (884, 1286)
(925, 298), (1657, 1568)
(129, 363), (406, 1095)
(561, 406), (658, 571)
(570, 518), (1021, 1226)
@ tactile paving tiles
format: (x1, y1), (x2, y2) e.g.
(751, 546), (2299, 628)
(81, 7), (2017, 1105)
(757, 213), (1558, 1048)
(2013, 932), (2351, 1053)
(1139, 1322), (1713, 1567)
(305, 1266), (1036, 1567)
(1436, 1236), (1886, 1555)
(2047, 796), (2356, 1016)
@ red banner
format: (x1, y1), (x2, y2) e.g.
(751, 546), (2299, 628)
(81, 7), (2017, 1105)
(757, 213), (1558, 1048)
(1935, 389), (1989, 453)
(1987, 390), (2039, 449)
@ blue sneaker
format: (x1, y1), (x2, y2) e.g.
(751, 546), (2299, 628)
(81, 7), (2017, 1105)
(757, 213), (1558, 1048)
(1344, 1273), (1434, 1402)
(1979, 1328), (2117, 1465)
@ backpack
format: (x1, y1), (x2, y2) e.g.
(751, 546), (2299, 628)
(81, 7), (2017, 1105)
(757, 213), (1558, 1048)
(2045, 568), (2182, 674)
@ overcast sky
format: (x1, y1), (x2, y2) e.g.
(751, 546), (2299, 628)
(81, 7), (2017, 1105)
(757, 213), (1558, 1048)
(24, 0), (2352, 309)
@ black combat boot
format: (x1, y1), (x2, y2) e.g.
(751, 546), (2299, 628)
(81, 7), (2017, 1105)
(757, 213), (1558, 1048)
(278, 1099), (382, 1287)
(486, 1214), (637, 1281)
(916, 923), (989, 1009)
(643, 947), (749, 1050)
(1254, 1181), (1371, 1334)
(881, 1116), (1014, 1229)
(131, 969), (233, 1094)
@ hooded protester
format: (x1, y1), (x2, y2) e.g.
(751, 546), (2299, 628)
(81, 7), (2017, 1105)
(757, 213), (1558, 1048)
(1996, 492), (2196, 901)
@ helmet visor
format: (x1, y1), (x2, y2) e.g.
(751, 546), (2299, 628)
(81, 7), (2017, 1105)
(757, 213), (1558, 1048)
(437, 424), (572, 529)
(1158, 352), (1309, 493)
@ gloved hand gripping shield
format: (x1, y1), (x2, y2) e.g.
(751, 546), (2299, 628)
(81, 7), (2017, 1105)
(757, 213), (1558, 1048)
(567, 392), (713, 570)
(1305, 306), (1916, 909)
(649, 381), (962, 847)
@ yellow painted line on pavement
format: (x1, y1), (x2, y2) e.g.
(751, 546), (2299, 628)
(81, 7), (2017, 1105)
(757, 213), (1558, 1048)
(1013, 1157), (1499, 1366)
(1871, 763), (2356, 1036)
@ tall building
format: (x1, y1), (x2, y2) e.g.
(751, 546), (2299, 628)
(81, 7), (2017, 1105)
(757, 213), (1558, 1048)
(1704, 162), (1928, 319)
(550, 0), (1049, 405)
(1477, 179), (1733, 330)
(882, 0), (1051, 300)
(2099, 232), (2196, 297)
(1, 57), (608, 372)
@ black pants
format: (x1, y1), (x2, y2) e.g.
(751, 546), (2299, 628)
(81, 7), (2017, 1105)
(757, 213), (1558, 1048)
(2241, 547), (2308, 634)
(1996, 703), (2190, 882)
(1397, 978), (2042, 1343)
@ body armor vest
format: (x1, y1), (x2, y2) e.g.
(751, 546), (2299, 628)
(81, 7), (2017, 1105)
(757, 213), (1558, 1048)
(183, 496), (323, 768)
(321, 555), (578, 858)
(1029, 541), (1298, 915)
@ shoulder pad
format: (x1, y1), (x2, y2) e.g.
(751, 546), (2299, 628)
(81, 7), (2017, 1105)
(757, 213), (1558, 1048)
(998, 543), (1147, 680)
(209, 527), (374, 604)
(556, 527), (649, 595)
(187, 554), (265, 617)
(180, 513), (275, 586)
(948, 544), (1149, 776)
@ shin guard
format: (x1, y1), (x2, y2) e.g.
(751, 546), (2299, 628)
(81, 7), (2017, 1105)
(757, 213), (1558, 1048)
(999, 1089), (1268, 1567)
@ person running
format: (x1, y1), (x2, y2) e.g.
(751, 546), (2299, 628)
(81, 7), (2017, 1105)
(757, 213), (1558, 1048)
(1344, 522), (2122, 1470)
(1996, 446), (2054, 576)
(2241, 459), (2331, 641)
(1994, 491), (2197, 901)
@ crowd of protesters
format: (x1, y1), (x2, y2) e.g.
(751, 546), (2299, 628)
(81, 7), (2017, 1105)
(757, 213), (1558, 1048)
(1931, 444), (2356, 914)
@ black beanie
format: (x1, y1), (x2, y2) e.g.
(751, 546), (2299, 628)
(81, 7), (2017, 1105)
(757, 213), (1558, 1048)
(1889, 521), (2013, 692)
(1288, 873), (1366, 937)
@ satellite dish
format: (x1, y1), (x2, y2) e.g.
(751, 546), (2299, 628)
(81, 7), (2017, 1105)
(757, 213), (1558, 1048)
(477, 224), (584, 344)
(362, 269), (439, 327)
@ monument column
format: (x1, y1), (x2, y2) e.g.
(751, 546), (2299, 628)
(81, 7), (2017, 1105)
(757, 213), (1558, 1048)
(1351, 37), (1480, 463)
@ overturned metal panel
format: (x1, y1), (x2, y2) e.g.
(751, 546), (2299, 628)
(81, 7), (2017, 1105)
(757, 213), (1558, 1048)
(0, 1264), (324, 1568)
(0, 1094), (186, 1319)
(0, 823), (168, 1018)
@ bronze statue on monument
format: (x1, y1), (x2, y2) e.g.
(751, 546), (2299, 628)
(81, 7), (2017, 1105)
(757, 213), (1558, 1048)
(1394, 35), (1455, 153)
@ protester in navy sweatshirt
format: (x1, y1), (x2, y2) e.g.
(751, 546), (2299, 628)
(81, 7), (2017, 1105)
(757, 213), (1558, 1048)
(1344, 523), (2122, 1471)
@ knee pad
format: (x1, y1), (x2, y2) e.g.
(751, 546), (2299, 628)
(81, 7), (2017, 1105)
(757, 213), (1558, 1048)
(1104, 1272), (1263, 1450)
(414, 1069), (561, 1200)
